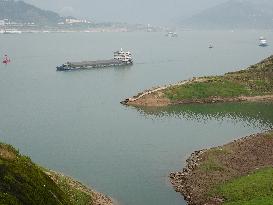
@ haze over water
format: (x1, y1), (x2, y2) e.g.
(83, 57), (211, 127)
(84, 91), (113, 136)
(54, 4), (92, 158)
(0, 30), (273, 205)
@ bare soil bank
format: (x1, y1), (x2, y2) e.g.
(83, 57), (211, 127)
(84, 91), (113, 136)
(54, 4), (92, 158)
(170, 131), (273, 205)
(46, 170), (114, 205)
(125, 93), (273, 107)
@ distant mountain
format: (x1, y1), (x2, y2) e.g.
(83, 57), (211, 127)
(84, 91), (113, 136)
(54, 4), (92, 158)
(182, 0), (273, 29)
(0, 0), (63, 25)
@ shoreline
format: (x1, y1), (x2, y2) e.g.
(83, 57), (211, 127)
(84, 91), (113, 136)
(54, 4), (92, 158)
(45, 170), (114, 205)
(170, 130), (273, 205)
(121, 81), (273, 106)
(121, 55), (273, 107)
(121, 76), (273, 106)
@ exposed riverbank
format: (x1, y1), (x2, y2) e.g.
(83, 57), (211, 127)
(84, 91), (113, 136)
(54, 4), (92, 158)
(45, 170), (113, 205)
(170, 130), (273, 205)
(0, 142), (113, 205)
(121, 55), (273, 107)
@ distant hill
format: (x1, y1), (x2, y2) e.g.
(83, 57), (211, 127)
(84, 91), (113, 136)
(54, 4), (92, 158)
(182, 0), (273, 29)
(0, 0), (63, 25)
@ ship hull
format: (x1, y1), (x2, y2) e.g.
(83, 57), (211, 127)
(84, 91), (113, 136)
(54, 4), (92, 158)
(259, 44), (268, 47)
(56, 59), (133, 71)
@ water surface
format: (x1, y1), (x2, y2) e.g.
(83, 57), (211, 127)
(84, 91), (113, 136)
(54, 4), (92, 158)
(0, 31), (273, 205)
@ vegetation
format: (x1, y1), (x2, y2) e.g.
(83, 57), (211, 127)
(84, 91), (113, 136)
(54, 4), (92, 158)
(170, 131), (273, 205)
(0, 0), (62, 25)
(164, 55), (273, 102)
(183, 0), (273, 29)
(0, 142), (95, 205)
(165, 79), (250, 101)
(214, 168), (273, 205)
(200, 148), (230, 173)
(47, 171), (94, 205)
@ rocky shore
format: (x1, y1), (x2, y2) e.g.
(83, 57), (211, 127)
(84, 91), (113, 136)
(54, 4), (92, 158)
(170, 131), (273, 205)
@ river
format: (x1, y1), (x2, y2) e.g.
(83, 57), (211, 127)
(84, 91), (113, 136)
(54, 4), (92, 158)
(0, 30), (273, 205)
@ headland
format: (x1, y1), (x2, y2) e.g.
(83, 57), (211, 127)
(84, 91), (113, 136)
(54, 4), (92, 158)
(121, 55), (273, 107)
(170, 130), (273, 205)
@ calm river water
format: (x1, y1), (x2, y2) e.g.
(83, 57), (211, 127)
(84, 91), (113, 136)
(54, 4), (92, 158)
(0, 30), (273, 205)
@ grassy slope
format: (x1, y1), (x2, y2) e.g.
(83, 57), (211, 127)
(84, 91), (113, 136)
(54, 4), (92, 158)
(164, 55), (273, 101)
(205, 131), (273, 205)
(0, 143), (93, 205)
(214, 168), (273, 205)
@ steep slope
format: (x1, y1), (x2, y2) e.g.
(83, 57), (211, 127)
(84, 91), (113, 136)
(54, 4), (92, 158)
(0, 142), (113, 205)
(182, 0), (273, 29)
(0, 143), (71, 205)
(0, 0), (62, 25)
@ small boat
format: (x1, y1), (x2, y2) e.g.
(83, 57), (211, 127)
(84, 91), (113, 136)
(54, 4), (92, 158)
(3, 29), (22, 34)
(209, 44), (214, 49)
(2, 55), (11, 64)
(259, 37), (268, 47)
(165, 32), (178, 37)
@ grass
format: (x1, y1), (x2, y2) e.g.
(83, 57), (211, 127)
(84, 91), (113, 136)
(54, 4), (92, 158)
(0, 143), (72, 205)
(163, 55), (273, 101)
(52, 173), (93, 205)
(199, 148), (229, 173)
(164, 80), (250, 101)
(213, 167), (273, 205)
(200, 157), (225, 172)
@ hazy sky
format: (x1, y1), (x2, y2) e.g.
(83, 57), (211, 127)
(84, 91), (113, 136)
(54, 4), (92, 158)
(24, 0), (228, 25)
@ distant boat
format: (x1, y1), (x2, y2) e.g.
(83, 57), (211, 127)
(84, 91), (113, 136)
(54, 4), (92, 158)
(3, 29), (22, 34)
(259, 37), (268, 47)
(2, 55), (11, 64)
(165, 32), (178, 37)
(209, 44), (214, 49)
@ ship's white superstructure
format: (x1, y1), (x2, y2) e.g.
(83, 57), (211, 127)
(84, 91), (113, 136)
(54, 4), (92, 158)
(259, 37), (268, 47)
(114, 48), (132, 63)
(165, 32), (178, 37)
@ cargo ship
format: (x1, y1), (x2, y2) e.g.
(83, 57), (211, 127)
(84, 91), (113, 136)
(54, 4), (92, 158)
(57, 48), (133, 71)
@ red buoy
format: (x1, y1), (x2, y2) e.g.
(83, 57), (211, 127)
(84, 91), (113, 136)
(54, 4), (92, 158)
(2, 55), (11, 64)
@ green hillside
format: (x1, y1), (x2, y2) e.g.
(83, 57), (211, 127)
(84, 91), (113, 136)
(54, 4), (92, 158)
(183, 0), (273, 29)
(164, 55), (273, 102)
(0, 0), (63, 25)
(0, 142), (72, 205)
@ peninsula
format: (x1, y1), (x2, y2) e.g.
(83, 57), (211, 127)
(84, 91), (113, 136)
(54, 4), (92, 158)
(0, 142), (113, 205)
(170, 130), (273, 205)
(121, 55), (273, 106)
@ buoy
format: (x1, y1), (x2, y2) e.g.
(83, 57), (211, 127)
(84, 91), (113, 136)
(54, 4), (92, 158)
(2, 55), (11, 64)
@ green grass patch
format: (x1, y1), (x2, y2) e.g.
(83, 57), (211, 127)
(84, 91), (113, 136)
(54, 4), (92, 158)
(213, 167), (273, 205)
(55, 175), (93, 205)
(0, 143), (72, 205)
(208, 147), (231, 155)
(163, 56), (273, 101)
(264, 131), (273, 138)
(164, 80), (250, 101)
(200, 157), (225, 173)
